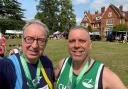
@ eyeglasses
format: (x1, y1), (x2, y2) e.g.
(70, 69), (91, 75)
(24, 36), (46, 45)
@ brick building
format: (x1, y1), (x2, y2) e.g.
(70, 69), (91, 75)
(80, 4), (128, 38)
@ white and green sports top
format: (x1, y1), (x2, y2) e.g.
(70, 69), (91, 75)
(56, 57), (104, 89)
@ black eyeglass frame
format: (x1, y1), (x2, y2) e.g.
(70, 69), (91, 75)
(23, 36), (46, 45)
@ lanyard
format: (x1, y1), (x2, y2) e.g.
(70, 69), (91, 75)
(40, 63), (53, 89)
(20, 53), (41, 89)
(69, 59), (90, 87)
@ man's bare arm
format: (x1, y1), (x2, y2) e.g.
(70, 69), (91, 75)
(103, 67), (127, 89)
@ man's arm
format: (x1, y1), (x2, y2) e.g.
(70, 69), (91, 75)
(103, 67), (127, 89)
(8, 48), (19, 55)
(54, 58), (65, 80)
(0, 58), (16, 89)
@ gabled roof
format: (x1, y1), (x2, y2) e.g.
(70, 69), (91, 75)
(81, 4), (128, 25)
(110, 4), (123, 18)
(80, 11), (92, 24)
(102, 4), (126, 19)
(81, 11), (101, 24)
(109, 4), (128, 20)
(91, 13), (101, 23)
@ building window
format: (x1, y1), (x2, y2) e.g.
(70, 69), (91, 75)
(82, 23), (88, 28)
(106, 19), (113, 25)
(108, 12), (112, 17)
(96, 16), (101, 20)
(94, 24), (99, 28)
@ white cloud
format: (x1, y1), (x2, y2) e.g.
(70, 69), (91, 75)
(91, 0), (108, 11)
(90, 0), (128, 12)
(123, 5), (128, 11)
(73, 0), (89, 5)
(110, 0), (128, 10)
(76, 17), (82, 25)
(73, 0), (128, 24)
(122, 0), (128, 11)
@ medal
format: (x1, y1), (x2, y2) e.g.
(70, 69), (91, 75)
(68, 58), (90, 88)
(20, 52), (41, 89)
(32, 76), (42, 87)
(67, 81), (72, 89)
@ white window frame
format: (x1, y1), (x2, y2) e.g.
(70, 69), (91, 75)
(108, 12), (112, 17)
(106, 19), (113, 25)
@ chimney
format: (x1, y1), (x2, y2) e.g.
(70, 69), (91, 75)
(101, 7), (105, 14)
(95, 11), (98, 14)
(88, 10), (90, 14)
(84, 11), (86, 14)
(119, 5), (123, 11)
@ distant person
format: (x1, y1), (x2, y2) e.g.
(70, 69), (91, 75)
(1, 35), (6, 50)
(0, 19), (55, 89)
(0, 41), (4, 57)
(63, 31), (68, 39)
(123, 34), (127, 43)
(55, 26), (127, 89)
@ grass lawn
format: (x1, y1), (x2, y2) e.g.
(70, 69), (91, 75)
(6, 38), (128, 86)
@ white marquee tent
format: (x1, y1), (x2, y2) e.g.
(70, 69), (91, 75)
(5, 30), (23, 34)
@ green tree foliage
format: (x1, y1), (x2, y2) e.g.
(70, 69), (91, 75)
(87, 25), (93, 32)
(35, 0), (76, 34)
(35, 0), (59, 34)
(0, 0), (25, 33)
(113, 24), (128, 31)
(58, 0), (76, 32)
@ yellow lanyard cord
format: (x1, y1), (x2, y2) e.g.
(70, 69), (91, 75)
(40, 63), (53, 89)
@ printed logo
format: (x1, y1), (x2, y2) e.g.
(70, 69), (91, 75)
(32, 76), (42, 85)
(82, 79), (94, 88)
(27, 76), (42, 88)
(59, 84), (66, 89)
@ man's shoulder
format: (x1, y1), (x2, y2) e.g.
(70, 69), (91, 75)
(0, 54), (20, 68)
(40, 55), (53, 67)
(102, 67), (127, 89)
(0, 57), (16, 89)
(40, 55), (51, 62)
(0, 57), (14, 64)
(0, 57), (16, 73)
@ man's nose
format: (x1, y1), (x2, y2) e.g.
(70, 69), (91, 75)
(31, 40), (39, 48)
(74, 41), (81, 48)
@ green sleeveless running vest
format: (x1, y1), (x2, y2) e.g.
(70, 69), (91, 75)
(56, 57), (104, 89)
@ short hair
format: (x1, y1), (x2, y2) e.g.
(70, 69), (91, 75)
(69, 26), (91, 41)
(69, 25), (89, 33)
(22, 19), (49, 40)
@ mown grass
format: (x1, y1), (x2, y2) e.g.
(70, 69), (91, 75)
(6, 38), (128, 86)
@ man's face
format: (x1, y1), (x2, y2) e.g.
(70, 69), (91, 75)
(68, 29), (91, 62)
(22, 24), (47, 60)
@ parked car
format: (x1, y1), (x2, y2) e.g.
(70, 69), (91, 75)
(90, 32), (101, 41)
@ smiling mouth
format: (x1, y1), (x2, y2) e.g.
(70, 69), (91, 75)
(72, 51), (83, 56)
(29, 51), (39, 55)
(73, 50), (83, 53)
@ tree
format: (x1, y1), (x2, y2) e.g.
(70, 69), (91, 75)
(113, 24), (128, 31)
(58, 0), (76, 32)
(35, 0), (76, 34)
(0, 0), (4, 17)
(0, 0), (25, 34)
(35, 0), (59, 34)
(87, 25), (93, 32)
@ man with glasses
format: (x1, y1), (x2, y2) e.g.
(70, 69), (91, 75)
(0, 19), (55, 89)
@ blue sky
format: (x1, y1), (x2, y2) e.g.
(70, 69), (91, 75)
(18, 0), (128, 24)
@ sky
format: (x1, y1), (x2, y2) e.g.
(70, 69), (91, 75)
(18, 0), (128, 24)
